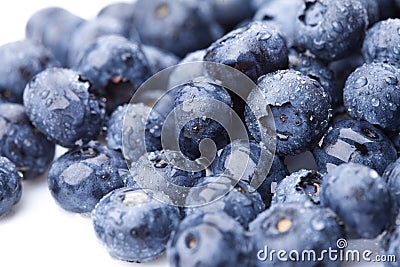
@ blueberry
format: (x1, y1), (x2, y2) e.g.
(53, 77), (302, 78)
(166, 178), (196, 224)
(343, 63), (400, 131)
(212, 140), (287, 207)
(167, 212), (252, 267)
(25, 7), (84, 66)
(0, 156), (22, 217)
(185, 176), (265, 228)
(294, 0), (368, 62)
(0, 103), (55, 180)
(314, 119), (397, 175)
(77, 35), (151, 112)
(67, 17), (127, 67)
(48, 142), (126, 213)
(131, 0), (223, 57)
(204, 21), (288, 82)
(23, 67), (106, 148)
(288, 49), (338, 107)
(174, 80), (232, 160)
(96, 2), (136, 36)
(210, 0), (254, 30)
(245, 69), (332, 156)
(92, 187), (181, 262)
(362, 19), (400, 68)
(272, 169), (323, 206)
(141, 45), (179, 74)
(358, 0), (380, 25)
(321, 163), (395, 239)
(180, 49), (206, 63)
(128, 150), (206, 205)
(107, 103), (163, 163)
(382, 158), (400, 214)
(380, 217), (400, 267)
(0, 40), (58, 103)
(378, 0), (399, 19)
(249, 203), (344, 267)
(253, 0), (304, 48)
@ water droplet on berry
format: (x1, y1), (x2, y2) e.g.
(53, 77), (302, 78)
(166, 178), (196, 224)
(354, 76), (368, 88)
(311, 218), (325, 230)
(371, 98), (379, 107)
(385, 75), (398, 85)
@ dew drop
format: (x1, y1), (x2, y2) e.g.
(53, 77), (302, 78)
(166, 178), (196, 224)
(354, 76), (368, 88)
(371, 98), (379, 107)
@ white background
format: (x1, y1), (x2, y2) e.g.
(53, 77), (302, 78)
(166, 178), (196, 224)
(0, 1), (387, 267)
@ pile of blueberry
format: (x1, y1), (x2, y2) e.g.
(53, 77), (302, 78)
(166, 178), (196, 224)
(1, 0), (400, 266)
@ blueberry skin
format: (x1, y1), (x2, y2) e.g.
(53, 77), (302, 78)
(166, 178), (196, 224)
(141, 45), (179, 74)
(212, 140), (288, 207)
(253, 0), (304, 48)
(246, 69), (332, 156)
(23, 68), (106, 148)
(25, 7), (84, 66)
(358, 0), (380, 25)
(77, 35), (151, 112)
(211, 0), (254, 30)
(343, 63), (400, 131)
(362, 19), (400, 69)
(249, 203), (344, 267)
(288, 49), (337, 107)
(180, 49), (206, 63)
(96, 2), (136, 36)
(167, 212), (252, 267)
(272, 169), (323, 206)
(0, 157), (22, 217)
(321, 163), (395, 239)
(314, 119), (397, 176)
(174, 81), (232, 160)
(106, 103), (163, 163)
(130, 0), (222, 57)
(294, 0), (368, 62)
(382, 158), (400, 214)
(67, 17), (126, 67)
(0, 103), (55, 180)
(205, 21), (288, 82)
(92, 187), (181, 262)
(380, 219), (400, 267)
(48, 142), (126, 213)
(0, 40), (58, 103)
(185, 176), (265, 228)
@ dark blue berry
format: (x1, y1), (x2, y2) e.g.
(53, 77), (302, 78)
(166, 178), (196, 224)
(343, 62), (400, 131)
(382, 158), (400, 214)
(288, 49), (337, 107)
(210, 0), (254, 30)
(0, 156), (22, 217)
(321, 163), (395, 239)
(67, 17), (127, 67)
(294, 0), (368, 62)
(212, 140), (287, 206)
(131, 0), (222, 57)
(77, 35), (151, 112)
(25, 7), (84, 66)
(362, 18), (400, 68)
(249, 203), (344, 267)
(313, 119), (397, 175)
(142, 45), (179, 74)
(245, 69), (332, 156)
(0, 40), (58, 103)
(96, 2), (136, 36)
(205, 21), (288, 82)
(92, 187), (181, 262)
(167, 212), (252, 267)
(253, 0), (303, 48)
(0, 103), (55, 180)
(174, 80), (232, 160)
(23, 68), (106, 148)
(358, 0), (380, 25)
(48, 142), (126, 213)
(272, 169), (323, 206)
(185, 176), (265, 228)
